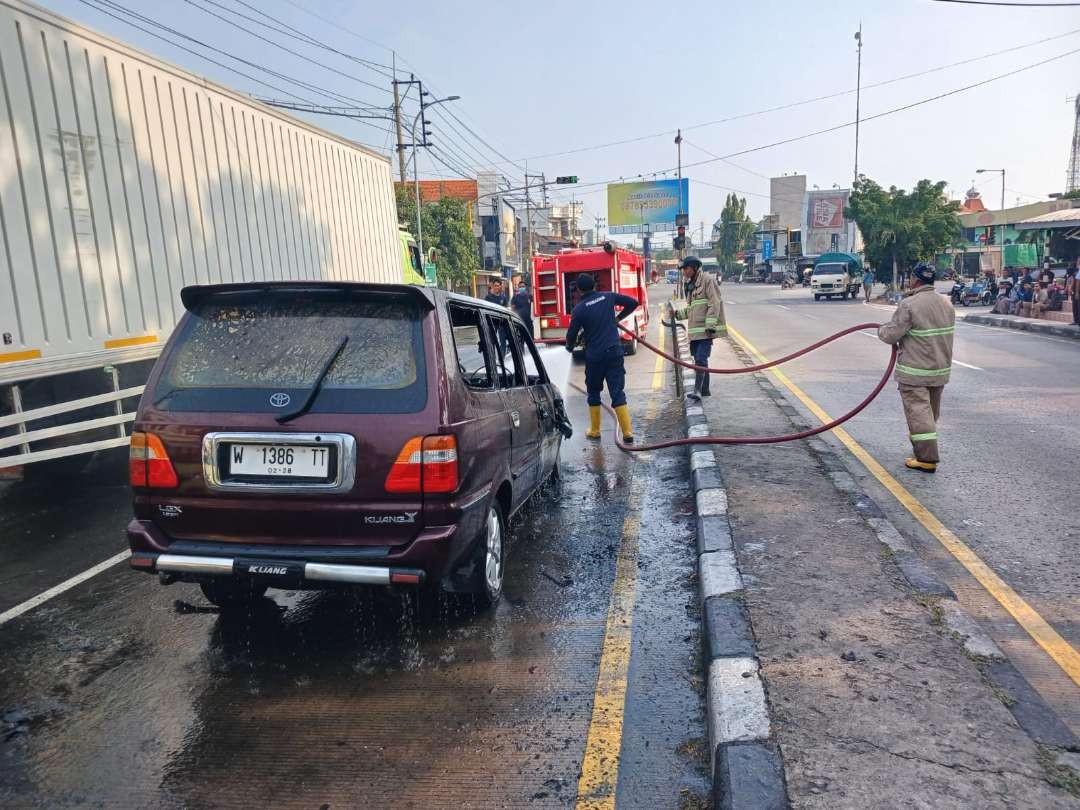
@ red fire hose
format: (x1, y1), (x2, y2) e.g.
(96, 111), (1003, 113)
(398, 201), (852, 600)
(541, 322), (897, 451)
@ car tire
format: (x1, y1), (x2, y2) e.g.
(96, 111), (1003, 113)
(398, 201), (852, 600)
(814, 294), (821, 301)
(468, 502), (505, 609)
(199, 579), (268, 608)
(623, 340), (637, 356)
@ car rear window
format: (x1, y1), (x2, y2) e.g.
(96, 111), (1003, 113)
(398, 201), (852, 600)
(154, 293), (427, 414)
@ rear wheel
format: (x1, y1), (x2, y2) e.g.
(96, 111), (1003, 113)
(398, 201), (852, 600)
(468, 503), (505, 609)
(199, 579), (268, 608)
(622, 339), (637, 356)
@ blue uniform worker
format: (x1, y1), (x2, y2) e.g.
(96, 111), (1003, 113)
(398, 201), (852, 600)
(564, 274), (638, 442)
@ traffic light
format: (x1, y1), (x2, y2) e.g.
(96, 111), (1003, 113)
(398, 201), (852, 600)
(555, 176), (578, 184)
(673, 224), (686, 250)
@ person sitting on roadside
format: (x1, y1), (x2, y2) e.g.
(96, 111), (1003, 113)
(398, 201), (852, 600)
(992, 281), (1012, 314)
(1032, 283), (1065, 319)
(1039, 265), (1056, 288)
(1011, 282), (1034, 316)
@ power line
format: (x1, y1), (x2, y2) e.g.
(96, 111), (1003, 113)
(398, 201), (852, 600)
(671, 43), (1080, 177)
(75, 0), (310, 103)
(682, 139), (770, 180)
(181, 0), (394, 95)
(223, 0), (395, 75)
(463, 26), (1080, 167)
(933, 0), (1080, 6)
(82, 0), (379, 109)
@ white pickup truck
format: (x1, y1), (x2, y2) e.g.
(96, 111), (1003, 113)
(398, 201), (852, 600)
(810, 252), (864, 301)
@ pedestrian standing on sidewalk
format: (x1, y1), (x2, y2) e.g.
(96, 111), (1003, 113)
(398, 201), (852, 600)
(877, 262), (955, 473)
(863, 266), (875, 302)
(674, 255), (726, 401)
(565, 274), (639, 443)
(1067, 265), (1080, 327)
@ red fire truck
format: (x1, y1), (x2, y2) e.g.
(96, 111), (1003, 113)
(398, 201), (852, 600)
(532, 243), (649, 354)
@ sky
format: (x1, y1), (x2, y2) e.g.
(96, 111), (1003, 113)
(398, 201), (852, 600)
(43, 0), (1080, 246)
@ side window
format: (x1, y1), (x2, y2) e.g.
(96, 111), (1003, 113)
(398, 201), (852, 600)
(513, 322), (547, 386)
(449, 304), (494, 389)
(408, 245), (423, 272)
(486, 314), (526, 388)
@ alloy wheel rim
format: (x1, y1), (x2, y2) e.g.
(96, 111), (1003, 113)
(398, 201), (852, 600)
(484, 508), (503, 594)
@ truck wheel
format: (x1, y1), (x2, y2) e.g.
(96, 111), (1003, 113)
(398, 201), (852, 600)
(622, 340), (637, 356)
(467, 503), (505, 609)
(199, 579), (268, 608)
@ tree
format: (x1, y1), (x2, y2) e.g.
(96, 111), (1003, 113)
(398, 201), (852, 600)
(845, 176), (961, 287)
(715, 193), (756, 275)
(395, 186), (479, 289)
(1062, 189), (1080, 200)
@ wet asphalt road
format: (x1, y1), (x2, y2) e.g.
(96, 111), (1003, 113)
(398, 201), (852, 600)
(0, 306), (710, 809)
(720, 281), (1080, 733)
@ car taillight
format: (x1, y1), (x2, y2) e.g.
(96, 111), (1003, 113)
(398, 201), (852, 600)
(385, 435), (458, 494)
(129, 431), (179, 488)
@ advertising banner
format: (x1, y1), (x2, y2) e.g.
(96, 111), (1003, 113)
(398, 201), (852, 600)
(805, 190), (850, 257)
(607, 179), (690, 234)
(498, 198), (519, 269)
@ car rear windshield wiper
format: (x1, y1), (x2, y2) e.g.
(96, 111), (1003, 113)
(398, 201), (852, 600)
(275, 335), (349, 424)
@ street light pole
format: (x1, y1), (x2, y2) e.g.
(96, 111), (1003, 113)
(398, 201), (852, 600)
(854, 25), (863, 185)
(411, 95), (461, 259)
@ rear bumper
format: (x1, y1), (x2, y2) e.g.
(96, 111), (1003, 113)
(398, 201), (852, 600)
(126, 515), (477, 589)
(130, 550), (426, 586)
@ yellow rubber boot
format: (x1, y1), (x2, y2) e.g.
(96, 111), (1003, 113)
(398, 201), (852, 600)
(905, 457), (937, 473)
(614, 404), (634, 444)
(586, 406), (602, 440)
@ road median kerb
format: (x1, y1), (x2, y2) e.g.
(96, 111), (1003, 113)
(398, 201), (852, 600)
(674, 335), (788, 809)
(960, 312), (1080, 341)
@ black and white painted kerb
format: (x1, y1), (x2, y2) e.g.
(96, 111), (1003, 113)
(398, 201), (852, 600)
(675, 330), (789, 810)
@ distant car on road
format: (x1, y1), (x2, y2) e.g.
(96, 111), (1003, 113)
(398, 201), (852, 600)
(126, 282), (570, 611)
(666, 269), (681, 284)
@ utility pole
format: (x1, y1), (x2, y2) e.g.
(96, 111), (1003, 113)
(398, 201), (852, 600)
(525, 168), (532, 274)
(854, 24), (863, 185)
(391, 55), (408, 183)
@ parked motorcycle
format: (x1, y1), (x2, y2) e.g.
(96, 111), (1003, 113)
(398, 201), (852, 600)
(949, 279), (966, 304)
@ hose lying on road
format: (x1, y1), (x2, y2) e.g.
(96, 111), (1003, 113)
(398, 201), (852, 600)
(555, 322), (898, 451)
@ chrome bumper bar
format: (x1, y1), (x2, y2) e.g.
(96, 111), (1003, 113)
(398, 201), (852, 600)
(148, 554), (419, 586)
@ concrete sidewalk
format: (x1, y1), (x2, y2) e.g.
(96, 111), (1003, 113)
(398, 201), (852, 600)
(693, 335), (1079, 808)
(960, 311), (1080, 340)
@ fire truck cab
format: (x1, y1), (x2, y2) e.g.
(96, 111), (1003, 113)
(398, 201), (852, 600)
(532, 243), (649, 355)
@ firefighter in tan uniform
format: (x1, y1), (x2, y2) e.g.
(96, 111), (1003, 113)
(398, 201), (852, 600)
(877, 262), (954, 473)
(673, 256), (727, 401)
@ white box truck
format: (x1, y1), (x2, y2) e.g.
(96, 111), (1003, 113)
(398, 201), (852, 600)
(0, 0), (404, 474)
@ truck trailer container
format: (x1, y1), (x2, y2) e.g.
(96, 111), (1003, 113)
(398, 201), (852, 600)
(0, 0), (403, 472)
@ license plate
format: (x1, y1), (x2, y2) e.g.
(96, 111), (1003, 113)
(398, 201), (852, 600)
(227, 443), (331, 479)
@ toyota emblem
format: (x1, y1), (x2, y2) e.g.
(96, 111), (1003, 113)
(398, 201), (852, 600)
(269, 392), (291, 408)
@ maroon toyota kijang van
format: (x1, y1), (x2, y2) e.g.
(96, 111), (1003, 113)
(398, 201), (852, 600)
(127, 282), (570, 610)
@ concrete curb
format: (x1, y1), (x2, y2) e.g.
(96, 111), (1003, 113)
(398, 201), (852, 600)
(729, 338), (1080, 752)
(674, 328), (790, 810)
(960, 312), (1080, 340)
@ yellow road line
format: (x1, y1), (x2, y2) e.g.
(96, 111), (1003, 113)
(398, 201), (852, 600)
(651, 321), (666, 390)
(727, 323), (1080, 689)
(576, 401), (654, 809)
